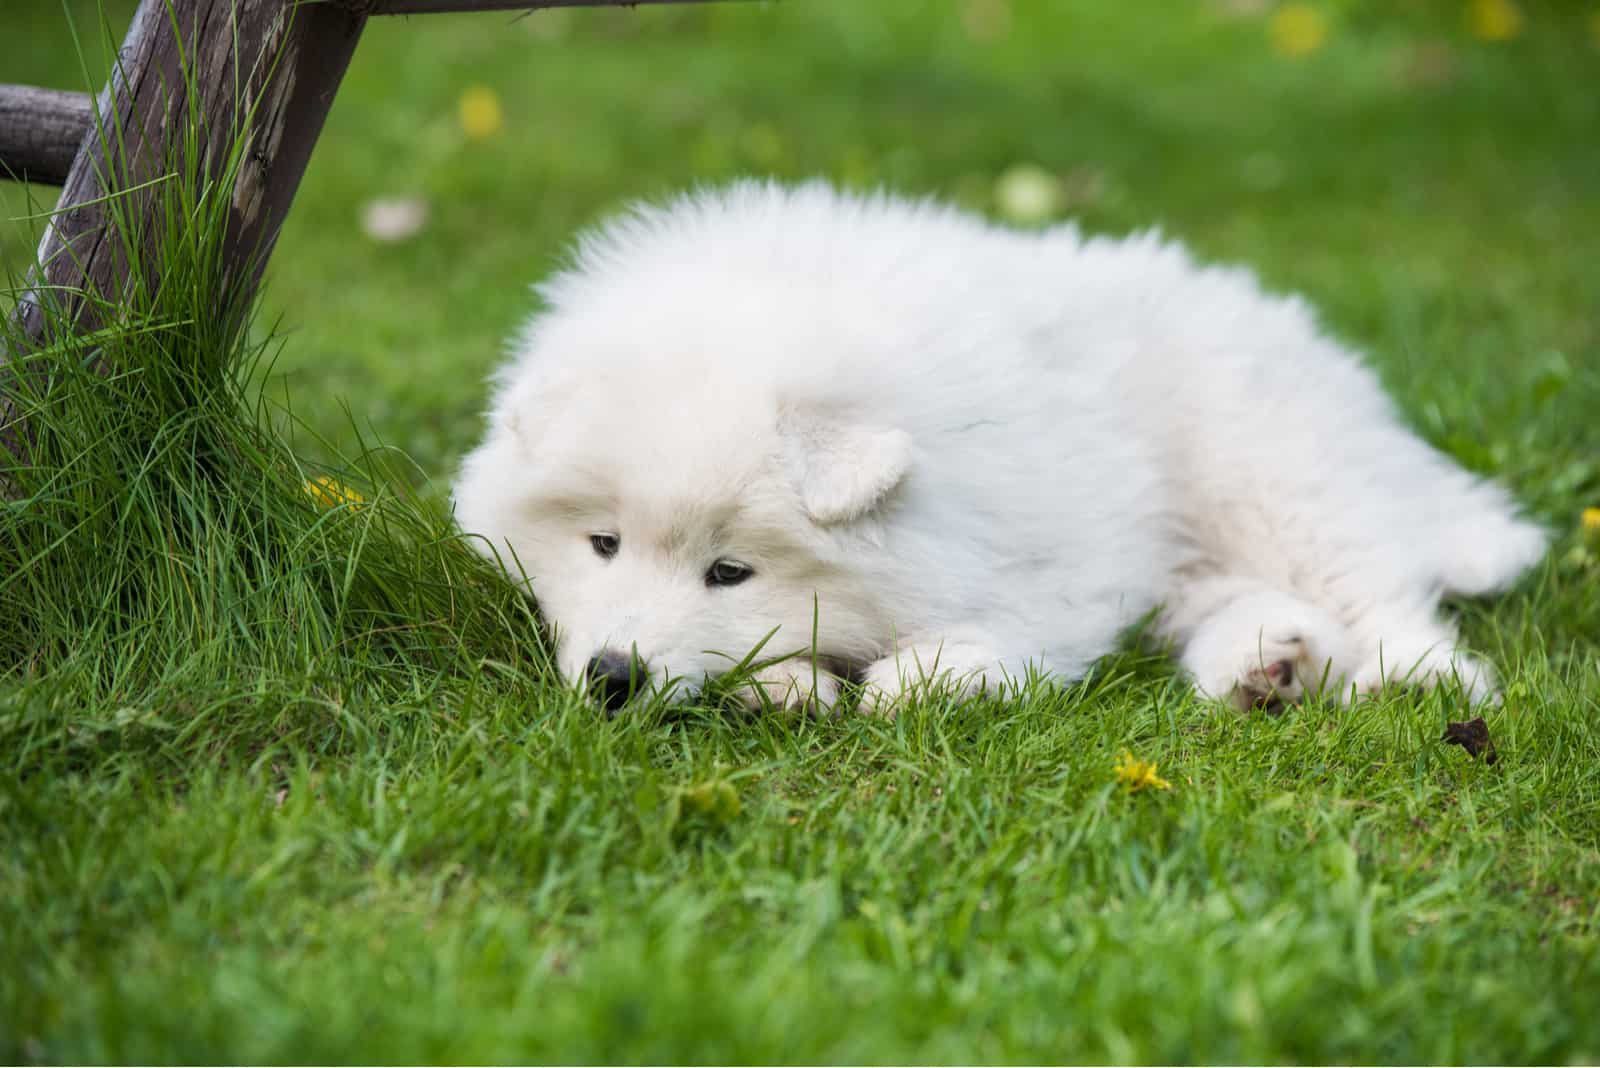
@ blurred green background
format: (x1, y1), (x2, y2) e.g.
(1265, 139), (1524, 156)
(3, 0), (1597, 492)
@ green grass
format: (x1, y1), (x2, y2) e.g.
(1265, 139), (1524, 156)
(3, 0), (1599, 1062)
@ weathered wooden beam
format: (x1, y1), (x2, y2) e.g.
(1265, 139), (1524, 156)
(1, 0), (726, 473)
(0, 84), (93, 186)
(15, 0), (368, 346)
(371, 0), (722, 14)
(3, 0), (368, 464)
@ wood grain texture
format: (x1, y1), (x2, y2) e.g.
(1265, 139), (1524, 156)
(0, 84), (93, 185)
(1, 0), (717, 468)
(3, 0), (367, 463)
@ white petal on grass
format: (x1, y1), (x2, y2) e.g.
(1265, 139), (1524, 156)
(994, 163), (1064, 225)
(362, 197), (429, 242)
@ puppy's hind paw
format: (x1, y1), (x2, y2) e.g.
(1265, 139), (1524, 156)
(1356, 646), (1499, 705)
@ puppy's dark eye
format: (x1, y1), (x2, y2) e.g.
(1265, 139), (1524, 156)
(590, 533), (620, 559)
(706, 559), (753, 587)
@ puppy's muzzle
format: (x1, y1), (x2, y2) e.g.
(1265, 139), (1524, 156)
(584, 649), (648, 713)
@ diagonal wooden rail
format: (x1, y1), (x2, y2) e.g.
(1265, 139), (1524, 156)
(0, 0), (723, 469)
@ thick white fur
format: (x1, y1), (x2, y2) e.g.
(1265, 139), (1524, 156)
(455, 181), (1547, 713)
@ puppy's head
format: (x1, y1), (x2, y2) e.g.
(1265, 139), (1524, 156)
(455, 361), (910, 710)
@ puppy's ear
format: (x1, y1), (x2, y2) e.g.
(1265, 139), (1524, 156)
(499, 369), (566, 456)
(781, 413), (912, 525)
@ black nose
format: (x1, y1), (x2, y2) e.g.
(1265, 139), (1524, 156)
(584, 650), (646, 712)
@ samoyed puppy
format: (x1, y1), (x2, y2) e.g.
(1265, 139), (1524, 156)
(454, 181), (1546, 713)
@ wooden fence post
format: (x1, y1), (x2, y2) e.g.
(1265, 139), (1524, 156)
(0, 0), (722, 471)
(13, 0), (368, 350)
(1, 0), (367, 465)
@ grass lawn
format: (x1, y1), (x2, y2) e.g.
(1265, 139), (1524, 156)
(3, 0), (1599, 1062)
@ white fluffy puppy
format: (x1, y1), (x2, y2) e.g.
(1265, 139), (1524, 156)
(455, 181), (1546, 713)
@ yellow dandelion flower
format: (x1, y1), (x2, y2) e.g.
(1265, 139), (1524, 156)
(1114, 750), (1172, 793)
(1466, 0), (1523, 41)
(1582, 507), (1600, 532)
(1270, 4), (1329, 57)
(458, 85), (504, 141)
(305, 476), (364, 509)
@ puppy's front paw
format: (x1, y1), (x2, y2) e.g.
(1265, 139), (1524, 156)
(739, 662), (843, 717)
(858, 646), (995, 719)
(857, 658), (911, 719)
(1192, 633), (1317, 711)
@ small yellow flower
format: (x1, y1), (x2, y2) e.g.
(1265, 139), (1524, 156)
(1114, 750), (1172, 793)
(305, 476), (364, 509)
(1589, 11), (1600, 49)
(1466, 0), (1523, 41)
(1582, 507), (1600, 532)
(1269, 3), (1329, 57)
(458, 86), (504, 141)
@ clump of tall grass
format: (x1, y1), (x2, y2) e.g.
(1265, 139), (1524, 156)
(0, 14), (548, 764)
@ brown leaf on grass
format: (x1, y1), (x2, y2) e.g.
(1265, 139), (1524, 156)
(1442, 716), (1498, 765)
